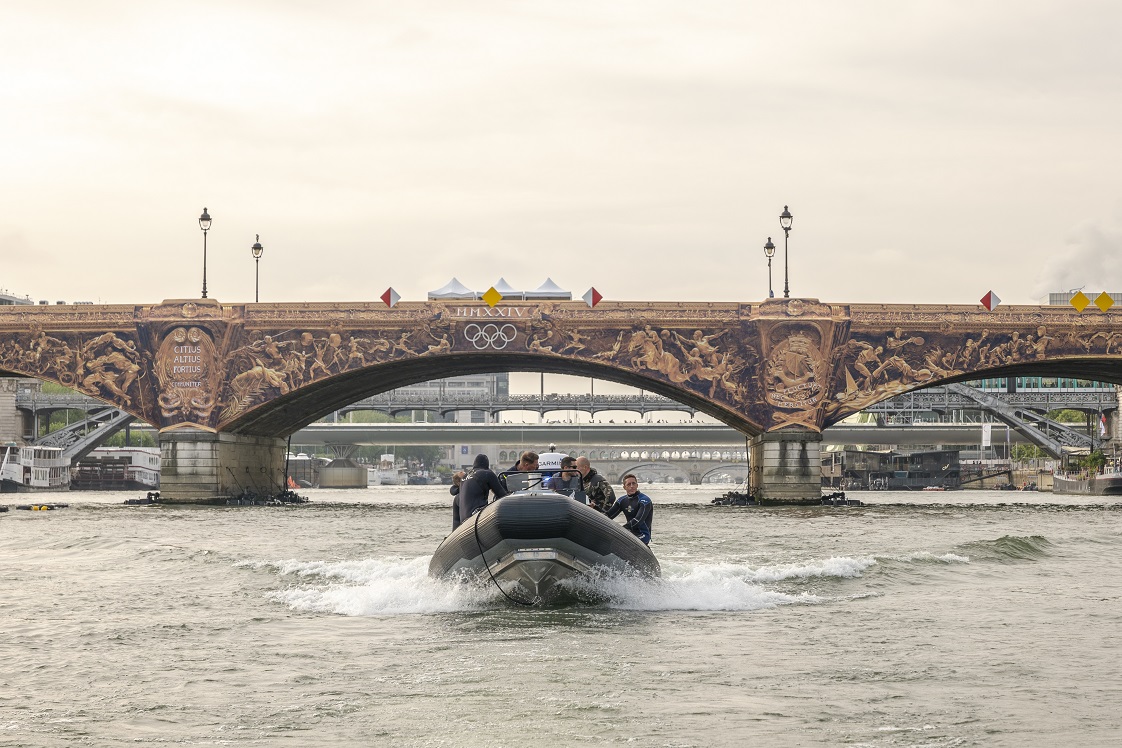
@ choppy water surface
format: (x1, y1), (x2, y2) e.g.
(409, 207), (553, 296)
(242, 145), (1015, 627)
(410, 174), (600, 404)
(2, 486), (1120, 746)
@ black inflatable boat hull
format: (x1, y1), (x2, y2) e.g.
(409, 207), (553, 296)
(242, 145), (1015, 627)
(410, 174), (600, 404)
(429, 490), (659, 597)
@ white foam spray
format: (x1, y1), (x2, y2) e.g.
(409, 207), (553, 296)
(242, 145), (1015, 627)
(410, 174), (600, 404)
(240, 552), (934, 617)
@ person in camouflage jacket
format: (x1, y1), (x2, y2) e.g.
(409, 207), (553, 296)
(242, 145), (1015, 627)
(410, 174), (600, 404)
(575, 456), (616, 512)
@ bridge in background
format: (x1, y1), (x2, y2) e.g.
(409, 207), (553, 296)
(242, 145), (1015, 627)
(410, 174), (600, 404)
(338, 384), (1116, 421)
(290, 421), (1046, 448)
(13, 379), (1110, 467)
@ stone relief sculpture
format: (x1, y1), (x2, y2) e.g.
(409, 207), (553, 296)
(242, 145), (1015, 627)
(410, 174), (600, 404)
(762, 326), (827, 429)
(566, 323), (755, 410)
(825, 322), (1122, 422)
(219, 317), (461, 421)
(154, 327), (216, 422)
(0, 325), (149, 412)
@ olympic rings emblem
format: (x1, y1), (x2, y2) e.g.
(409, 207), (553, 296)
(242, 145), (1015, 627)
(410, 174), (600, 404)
(463, 323), (518, 350)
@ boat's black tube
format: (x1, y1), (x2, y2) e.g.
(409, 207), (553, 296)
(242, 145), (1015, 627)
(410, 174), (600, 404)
(473, 503), (539, 606)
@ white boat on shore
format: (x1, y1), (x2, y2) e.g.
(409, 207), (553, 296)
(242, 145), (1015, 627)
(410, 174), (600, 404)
(1, 444), (71, 492)
(1052, 465), (1122, 496)
(71, 446), (160, 490)
(369, 454), (408, 486)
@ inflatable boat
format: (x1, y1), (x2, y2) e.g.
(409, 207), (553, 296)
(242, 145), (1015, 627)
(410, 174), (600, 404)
(428, 483), (660, 599)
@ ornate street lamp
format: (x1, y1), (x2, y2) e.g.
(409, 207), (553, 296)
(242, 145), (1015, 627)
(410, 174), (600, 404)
(763, 237), (776, 298)
(250, 234), (264, 302)
(199, 207), (212, 298)
(779, 205), (793, 298)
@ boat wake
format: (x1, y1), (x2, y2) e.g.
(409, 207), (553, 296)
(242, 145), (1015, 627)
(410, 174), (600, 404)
(238, 552), (953, 616)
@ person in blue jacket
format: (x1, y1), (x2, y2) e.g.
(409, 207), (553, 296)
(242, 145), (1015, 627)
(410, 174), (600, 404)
(449, 454), (508, 530)
(605, 473), (654, 545)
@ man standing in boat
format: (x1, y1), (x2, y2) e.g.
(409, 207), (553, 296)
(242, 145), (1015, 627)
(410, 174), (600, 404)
(449, 454), (508, 530)
(575, 456), (615, 512)
(499, 451), (540, 492)
(606, 473), (654, 545)
(506, 450), (539, 473)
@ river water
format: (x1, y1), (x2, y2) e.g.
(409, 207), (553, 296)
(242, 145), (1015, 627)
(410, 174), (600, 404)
(2, 485), (1120, 747)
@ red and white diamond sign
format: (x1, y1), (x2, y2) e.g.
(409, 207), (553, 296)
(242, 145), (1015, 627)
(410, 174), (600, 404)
(582, 287), (602, 308)
(980, 290), (1001, 311)
(381, 287), (400, 308)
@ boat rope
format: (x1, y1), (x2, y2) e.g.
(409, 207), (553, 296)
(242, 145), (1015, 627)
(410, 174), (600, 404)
(473, 505), (540, 607)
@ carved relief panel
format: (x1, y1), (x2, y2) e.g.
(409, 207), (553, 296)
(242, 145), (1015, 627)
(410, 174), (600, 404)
(154, 326), (220, 427)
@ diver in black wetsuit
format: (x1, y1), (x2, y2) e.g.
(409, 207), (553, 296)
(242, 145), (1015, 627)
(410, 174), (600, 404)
(605, 473), (654, 545)
(449, 453), (508, 530)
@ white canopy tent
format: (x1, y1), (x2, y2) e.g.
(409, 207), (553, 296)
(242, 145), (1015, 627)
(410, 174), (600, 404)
(426, 277), (478, 300)
(524, 278), (572, 300)
(491, 277), (524, 300)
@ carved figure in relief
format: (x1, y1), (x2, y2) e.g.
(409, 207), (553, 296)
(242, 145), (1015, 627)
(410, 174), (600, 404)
(885, 328), (925, 353)
(680, 346), (706, 376)
(871, 353), (931, 385)
(1085, 327), (1122, 354)
(78, 333), (143, 405)
(326, 333), (346, 372)
(922, 347), (960, 379)
(850, 342), (884, 390)
(308, 338), (334, 379)
(83, 357), (134, 405)
(698, 353), (745, 400)
(556, 329), (589, 355)
(634, 329), (690, 383)
(957, 331), (988, 369)
(29, 329), (74, 373)
(390, 331), (417, 357)
(231, 365), (290, 398)
(592, 331), (626, 362)
(673, 330), (726, 366)
(427, 334), (452, 355)
(366, 337), (391, 358)
(527, 335), (554, 354)
(261, 335), (290, 366)
(625, 326), (655, 368)
(346, 336), (369, 367)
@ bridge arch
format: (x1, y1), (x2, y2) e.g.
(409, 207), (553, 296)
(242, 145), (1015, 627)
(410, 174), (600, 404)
(223, 353), (767, 438)
(699, 463), (751, 484)
(827, 355), (1122, 428)
(613, 461), (693, 484)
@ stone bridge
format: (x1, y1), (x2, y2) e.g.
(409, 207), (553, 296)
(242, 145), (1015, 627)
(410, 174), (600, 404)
(0, 296), (1117, 500)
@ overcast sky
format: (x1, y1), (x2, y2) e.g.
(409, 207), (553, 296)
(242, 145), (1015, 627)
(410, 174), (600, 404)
(2, 1), (1120, 308)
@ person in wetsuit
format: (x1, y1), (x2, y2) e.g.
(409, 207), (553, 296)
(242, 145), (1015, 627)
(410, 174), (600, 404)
(449, 453), (508, 530)
(605, 473), (653, 545)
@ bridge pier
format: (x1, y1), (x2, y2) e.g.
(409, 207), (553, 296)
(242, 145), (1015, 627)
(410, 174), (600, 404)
(159, 428), (286, 502)
(748, 430), (822, 503)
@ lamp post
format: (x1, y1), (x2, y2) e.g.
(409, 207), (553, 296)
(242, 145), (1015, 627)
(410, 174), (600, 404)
(250, 234), (264, 302)
(779, 204), (793, 298)
(763, 237), (776, 298)
(198, 207), (212, 298)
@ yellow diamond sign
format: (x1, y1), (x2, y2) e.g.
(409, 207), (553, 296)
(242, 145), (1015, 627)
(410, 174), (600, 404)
(1070, 291), (1090, 312)
(482, 287), (503, 307)
(1095, 292), (1115, 312)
